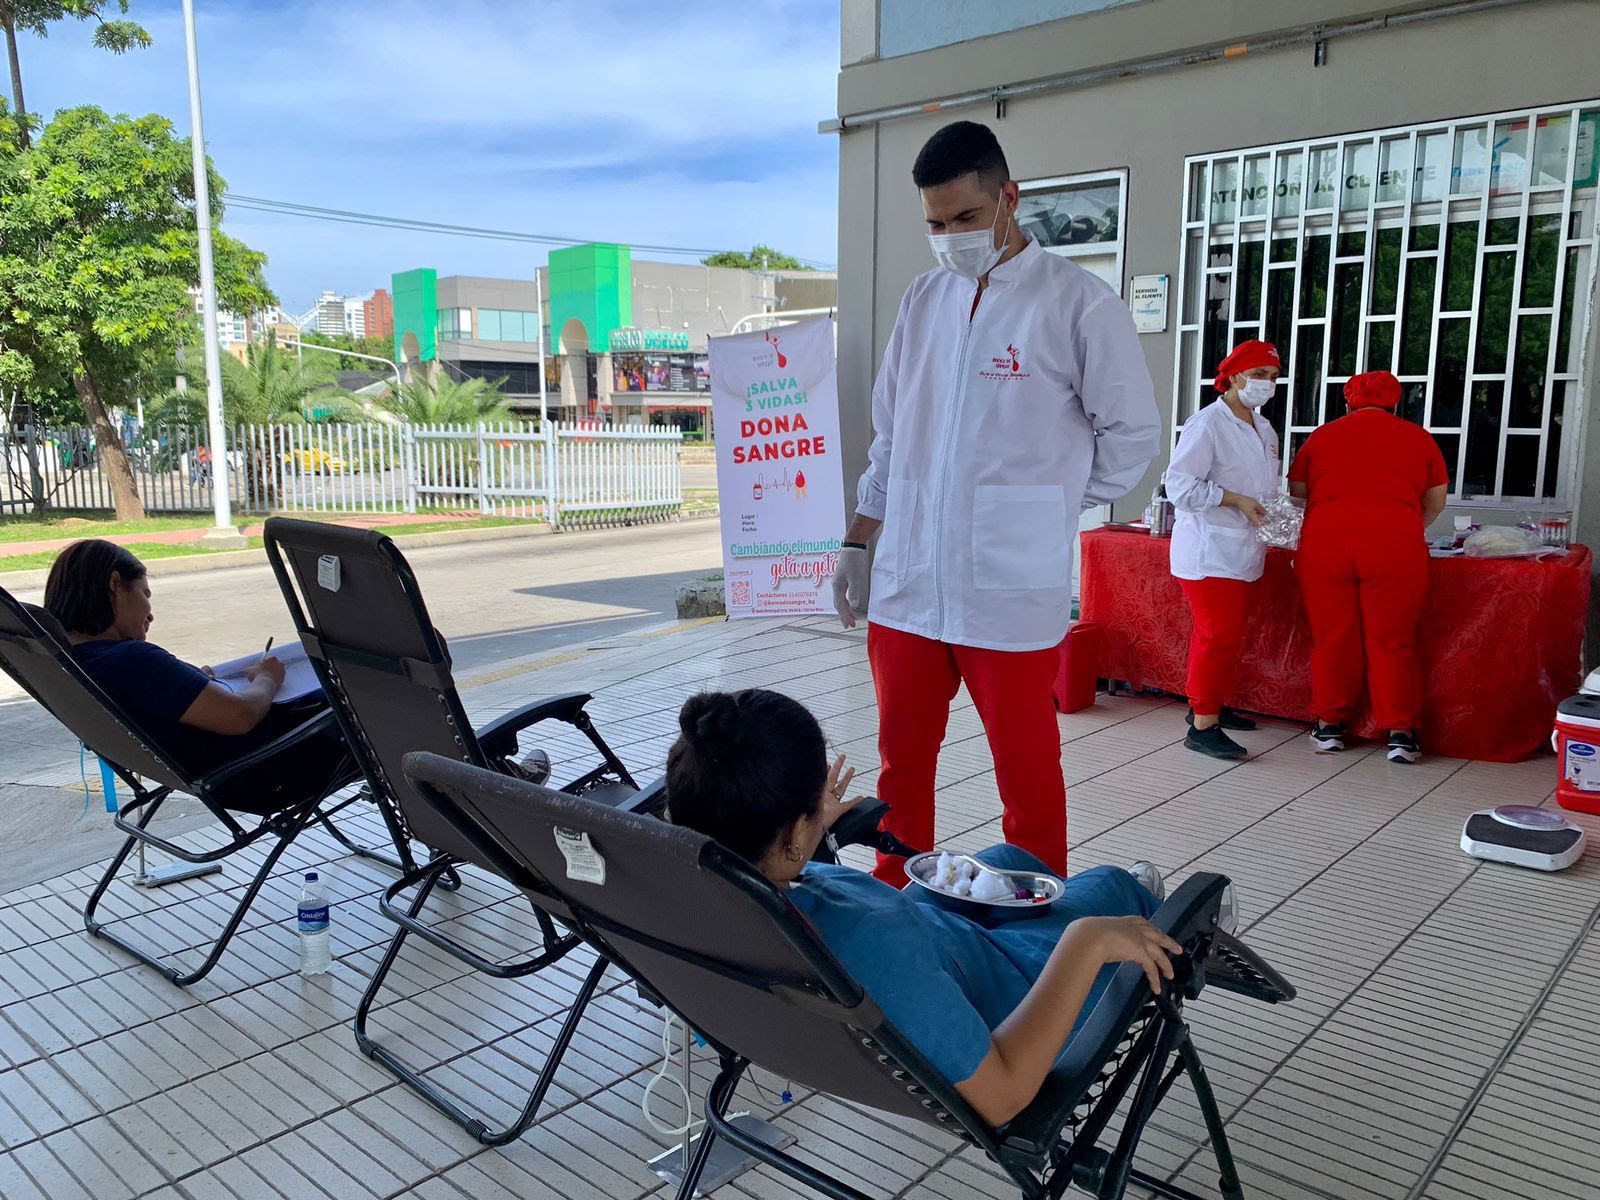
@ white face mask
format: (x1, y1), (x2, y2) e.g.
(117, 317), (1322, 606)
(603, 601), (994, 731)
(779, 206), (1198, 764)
(928, 202), (1011, 279)
(1238, 378), (1277, 408)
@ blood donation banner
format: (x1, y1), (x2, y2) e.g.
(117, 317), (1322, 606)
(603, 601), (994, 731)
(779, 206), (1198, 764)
(708, 317), (844, 618)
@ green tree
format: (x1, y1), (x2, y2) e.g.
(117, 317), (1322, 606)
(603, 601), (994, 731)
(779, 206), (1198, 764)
(700, 244), (814, 271)
(299, 329), (396, 371)
(148, 332), (350, 427)
(0, 104), (273, 518)
(377, 371), (510, 424)
(1, 1), (150, 147)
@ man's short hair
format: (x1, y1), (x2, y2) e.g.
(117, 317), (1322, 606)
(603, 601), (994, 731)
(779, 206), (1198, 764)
(912, 121), (1011, 193)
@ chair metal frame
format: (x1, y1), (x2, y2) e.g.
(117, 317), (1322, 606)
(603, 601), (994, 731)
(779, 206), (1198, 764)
(0, 589), (400, 986)
(263, 516), (656, 1145)
(400, 752), (1297, 1200)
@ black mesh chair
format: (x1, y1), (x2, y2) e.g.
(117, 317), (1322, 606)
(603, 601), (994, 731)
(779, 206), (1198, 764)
(0, 587), (387, 986)
(262, 516), (658, 1145)
(400, 752), (1296, 1200)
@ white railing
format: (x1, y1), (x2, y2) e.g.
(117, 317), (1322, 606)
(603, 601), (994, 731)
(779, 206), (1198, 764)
(0, 420), (684, 531)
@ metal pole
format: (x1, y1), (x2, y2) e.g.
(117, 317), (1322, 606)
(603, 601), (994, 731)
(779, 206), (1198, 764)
(284, 340), (402, 402)
(181, 0), (240, 544)
(536, 268), (549, 427)
(680, 1018), (693, 1175)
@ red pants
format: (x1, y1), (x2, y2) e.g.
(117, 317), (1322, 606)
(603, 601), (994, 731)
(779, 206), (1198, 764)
(867, 623), (1066, 887)
(1178, 577), (1253, 717)
(1296, 531), (1429, 730)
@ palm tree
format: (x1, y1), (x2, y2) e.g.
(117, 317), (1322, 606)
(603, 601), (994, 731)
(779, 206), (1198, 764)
(219, 338), (353, 426)
(378, 371), (510, 424)
(146, 333), (352, 427)
(145, 334), (353, 502)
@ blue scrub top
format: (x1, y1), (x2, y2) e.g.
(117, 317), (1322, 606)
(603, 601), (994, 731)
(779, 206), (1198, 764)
(788, 847), (1158, 1086)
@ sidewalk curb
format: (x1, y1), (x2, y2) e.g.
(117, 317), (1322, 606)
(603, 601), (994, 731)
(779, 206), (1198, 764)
(0, 513), (718, 591)
(0, 522), (555, 591)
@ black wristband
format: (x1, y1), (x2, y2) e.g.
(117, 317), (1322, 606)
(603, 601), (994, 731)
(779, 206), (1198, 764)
(842, 541), (868, 550)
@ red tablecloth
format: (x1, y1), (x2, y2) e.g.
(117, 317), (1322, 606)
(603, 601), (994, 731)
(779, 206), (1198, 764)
(1080, 528), (1591, 762)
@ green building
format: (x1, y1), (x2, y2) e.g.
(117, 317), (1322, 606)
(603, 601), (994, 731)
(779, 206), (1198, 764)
(391, 244), (835, 431)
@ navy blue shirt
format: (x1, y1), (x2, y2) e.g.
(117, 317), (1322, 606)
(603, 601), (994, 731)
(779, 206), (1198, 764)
(789, 849), (1159, 1086)
(71, 640), (282, 776)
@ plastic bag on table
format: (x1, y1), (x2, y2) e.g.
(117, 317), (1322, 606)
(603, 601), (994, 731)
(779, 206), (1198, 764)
(1253, 492), (1304, 550)
(1463, 525), (1558, 558)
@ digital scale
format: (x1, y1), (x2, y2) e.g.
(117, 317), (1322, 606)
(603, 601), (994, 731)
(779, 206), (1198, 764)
(1461, 805), (1586, 872)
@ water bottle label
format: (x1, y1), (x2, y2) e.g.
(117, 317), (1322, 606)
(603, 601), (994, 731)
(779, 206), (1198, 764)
(298, 905), (329, 932)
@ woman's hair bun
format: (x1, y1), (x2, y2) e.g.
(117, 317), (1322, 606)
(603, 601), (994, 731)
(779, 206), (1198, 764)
(679, 691), (743, 757)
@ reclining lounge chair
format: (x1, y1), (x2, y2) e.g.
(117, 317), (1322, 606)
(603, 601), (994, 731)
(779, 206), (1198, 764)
(0, 587), (393, 986)
(400, 751), (1297, 1200)
(262, 516), (659, 1145)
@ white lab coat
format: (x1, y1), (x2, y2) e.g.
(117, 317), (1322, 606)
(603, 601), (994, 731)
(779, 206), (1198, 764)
(856, 239), (1159, 652)
(1166, 399), (1281, 582)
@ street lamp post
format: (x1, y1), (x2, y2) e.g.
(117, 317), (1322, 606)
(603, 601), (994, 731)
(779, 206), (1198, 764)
(182, 0), (245, 548)
(282, 340), (403, 404)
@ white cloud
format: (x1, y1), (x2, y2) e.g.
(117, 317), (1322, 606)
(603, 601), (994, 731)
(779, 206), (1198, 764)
(22, 0), (842, 305)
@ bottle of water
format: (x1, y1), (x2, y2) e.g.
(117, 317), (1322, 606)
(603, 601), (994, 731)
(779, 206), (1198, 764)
(297, 871), (331, 975)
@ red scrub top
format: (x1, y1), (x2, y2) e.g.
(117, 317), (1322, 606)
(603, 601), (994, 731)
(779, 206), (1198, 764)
(1288, 410), (1449, 538)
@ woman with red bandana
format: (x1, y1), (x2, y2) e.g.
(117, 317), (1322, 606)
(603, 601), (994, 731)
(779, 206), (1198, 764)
(1165, 340), (1282, 760)
(1288, 371), (1449, 763)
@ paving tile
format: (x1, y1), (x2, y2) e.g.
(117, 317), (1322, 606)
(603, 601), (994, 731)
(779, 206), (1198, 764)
(0, 621), (1594, 1200)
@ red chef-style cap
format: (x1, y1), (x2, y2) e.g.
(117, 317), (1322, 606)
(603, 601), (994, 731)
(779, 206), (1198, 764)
(1345, 370), (1402, 410)
(1214, 340), (1282, 392)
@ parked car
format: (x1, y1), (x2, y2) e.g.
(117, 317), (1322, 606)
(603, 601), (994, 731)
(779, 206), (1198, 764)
(282, 447), (361, 475)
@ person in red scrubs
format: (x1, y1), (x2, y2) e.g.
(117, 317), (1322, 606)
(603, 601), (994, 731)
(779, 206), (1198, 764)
(1288, 371), (1449, 763)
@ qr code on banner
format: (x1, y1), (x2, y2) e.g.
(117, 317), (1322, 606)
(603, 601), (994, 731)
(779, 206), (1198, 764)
(731, 580), (751, 607)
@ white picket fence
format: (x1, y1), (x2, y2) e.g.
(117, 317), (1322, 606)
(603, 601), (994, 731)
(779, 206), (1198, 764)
(2, 420), (684, 530)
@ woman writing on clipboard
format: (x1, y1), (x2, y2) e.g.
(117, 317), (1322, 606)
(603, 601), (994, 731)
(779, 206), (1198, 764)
(42, 539), (326, 776)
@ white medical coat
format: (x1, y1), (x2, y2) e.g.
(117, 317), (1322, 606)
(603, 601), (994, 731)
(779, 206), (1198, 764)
(1165, 399), (1281, 583)
(856, 240), (1159, 652)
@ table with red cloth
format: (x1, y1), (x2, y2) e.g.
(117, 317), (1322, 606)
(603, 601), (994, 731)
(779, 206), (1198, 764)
(1079, 527), (1591, 762)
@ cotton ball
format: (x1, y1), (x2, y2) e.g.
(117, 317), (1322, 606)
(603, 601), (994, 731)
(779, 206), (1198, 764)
(956, 859), (978, 882)
(970, 871), (1012, 902)
(951, 877), (973, 898)
(933, 852), (956, 887)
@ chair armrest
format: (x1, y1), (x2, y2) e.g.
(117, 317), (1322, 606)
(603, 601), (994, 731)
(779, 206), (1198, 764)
(618, 776), (667, 817)
(475, 692), (594, 760)
(998, 873), (1230, 1158)
(200, 708), (346, 793)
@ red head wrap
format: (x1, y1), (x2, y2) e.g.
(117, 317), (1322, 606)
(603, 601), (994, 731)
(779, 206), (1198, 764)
(1214, 340), (1281, 392)
(1344, 370), (1402, 410)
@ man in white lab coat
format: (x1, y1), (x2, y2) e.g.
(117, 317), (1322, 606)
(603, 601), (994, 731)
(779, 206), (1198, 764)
(833, 121), (1160, 886)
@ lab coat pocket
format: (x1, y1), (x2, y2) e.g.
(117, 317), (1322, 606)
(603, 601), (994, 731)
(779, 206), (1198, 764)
(882, 479), (925, 577)
(972, 484), (1070, 591)
(1201, 523), (1265, 579)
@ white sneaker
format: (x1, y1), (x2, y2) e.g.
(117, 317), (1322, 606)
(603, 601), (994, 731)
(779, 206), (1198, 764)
(1218, 882), (1240, 935)
(1310, 723), (1346, 753)
(1128, 860), (1166, 901)
(1386, 731), (1421, 765)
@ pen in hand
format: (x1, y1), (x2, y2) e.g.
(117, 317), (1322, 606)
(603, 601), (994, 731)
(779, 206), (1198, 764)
(262, 636), (274, 658)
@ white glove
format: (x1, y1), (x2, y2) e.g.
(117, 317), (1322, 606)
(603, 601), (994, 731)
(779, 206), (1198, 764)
(832, 546), (869, 629)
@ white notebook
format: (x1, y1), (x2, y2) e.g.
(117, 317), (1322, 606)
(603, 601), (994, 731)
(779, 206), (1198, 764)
(209, 642), (321, 705)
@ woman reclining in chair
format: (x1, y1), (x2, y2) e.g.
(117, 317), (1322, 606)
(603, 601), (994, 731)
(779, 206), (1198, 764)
(44, 540), (326, 777)
(666, 688), (1195, 1127)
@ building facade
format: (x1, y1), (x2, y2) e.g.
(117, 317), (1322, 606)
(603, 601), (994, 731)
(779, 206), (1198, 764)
(830, 0), (1600, 615)
(363, 288), (394, 341)
(310, 291), (346, 337)
(343, 297), (367, 339)
(391, 248), (836, 431)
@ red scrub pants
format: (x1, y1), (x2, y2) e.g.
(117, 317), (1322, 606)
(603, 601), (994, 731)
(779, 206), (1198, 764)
(1178, 577), (1253, 717)
(867, 623), (1066, 888)
(1296, 531), (1429, 731)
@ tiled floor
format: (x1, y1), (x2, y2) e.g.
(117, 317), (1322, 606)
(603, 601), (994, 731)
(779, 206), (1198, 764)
(1, 615), (1596, 1200)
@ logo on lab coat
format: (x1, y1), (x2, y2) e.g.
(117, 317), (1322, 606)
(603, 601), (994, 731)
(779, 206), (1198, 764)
(979, 343), (1030, 381)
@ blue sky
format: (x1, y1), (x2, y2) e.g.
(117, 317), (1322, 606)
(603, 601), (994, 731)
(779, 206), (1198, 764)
(26, 0), (841, 313)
